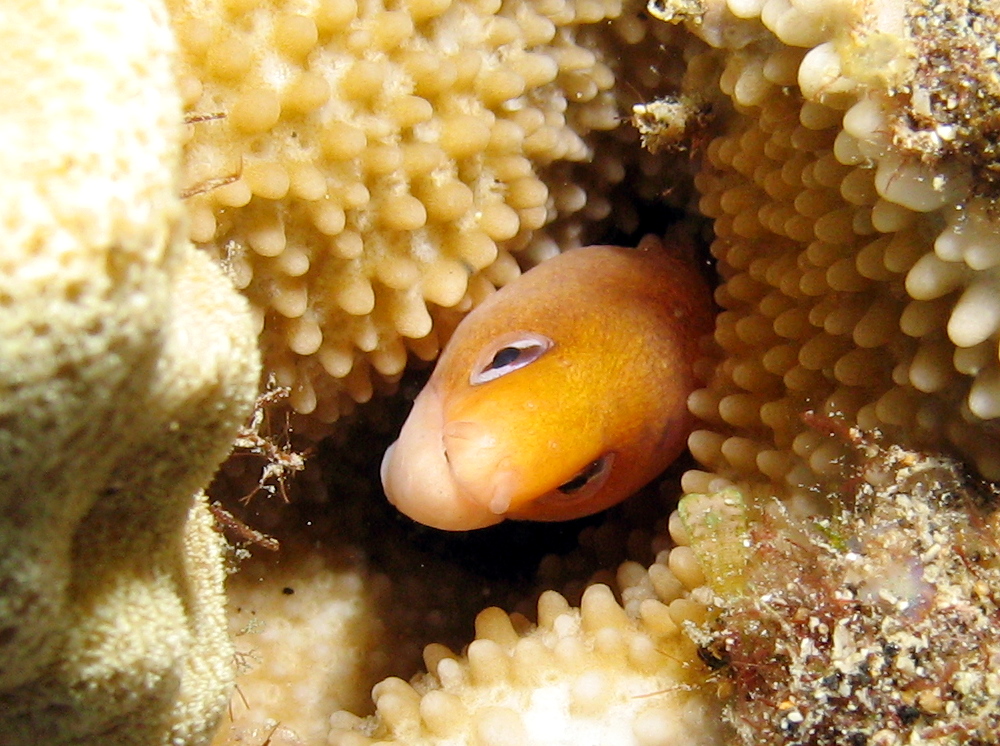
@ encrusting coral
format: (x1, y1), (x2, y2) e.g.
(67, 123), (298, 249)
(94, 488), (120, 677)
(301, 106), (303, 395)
(329, 582), (727, 745)
(672, 0), (1000, 498)
(0, 0), (260, 744)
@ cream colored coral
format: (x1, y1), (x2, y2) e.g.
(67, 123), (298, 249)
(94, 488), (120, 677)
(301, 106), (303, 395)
(170, 0), (631, 420)
(646, 0), (1000, 502)
(329, 582), (726, 746)
(316, 497), (723, 745)
(0, 0), (259, 743)
(213, 538), (392, 745)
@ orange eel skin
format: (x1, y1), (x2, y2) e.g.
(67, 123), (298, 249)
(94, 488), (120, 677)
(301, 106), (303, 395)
(380, 236), (715, 530)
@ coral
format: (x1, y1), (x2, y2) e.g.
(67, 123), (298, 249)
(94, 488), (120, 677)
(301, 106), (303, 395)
(0, 0), (260, 744)
(682, 438), (1000, 745)
(316, 0), (1000, 741)
(667, 0), (1000, 499)
(169, 0), (647, 421)
(215, 535), (391, 745)
(329, 583), (728, 746)
(208, 0), (1000, 743)
(312, 457), (727, 745)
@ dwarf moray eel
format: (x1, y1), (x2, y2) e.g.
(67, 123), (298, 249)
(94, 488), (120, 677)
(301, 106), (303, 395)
(380, 235), (715, 530)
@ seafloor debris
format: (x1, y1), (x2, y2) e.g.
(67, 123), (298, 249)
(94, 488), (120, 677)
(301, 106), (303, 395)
(631, 95), (713, 155)
(892, 0), (1000, 195)
(682, 433), (1000, 745)
(230, 381), (310, 505)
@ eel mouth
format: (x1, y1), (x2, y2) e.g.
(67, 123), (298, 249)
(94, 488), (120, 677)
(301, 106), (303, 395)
(380, 383), (505, 531)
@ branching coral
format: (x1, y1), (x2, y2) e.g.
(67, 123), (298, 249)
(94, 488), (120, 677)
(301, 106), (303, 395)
(0, 0), (260, 743)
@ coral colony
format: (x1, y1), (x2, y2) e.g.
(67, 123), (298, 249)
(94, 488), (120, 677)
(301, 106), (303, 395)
(5, 0), (1000, 743)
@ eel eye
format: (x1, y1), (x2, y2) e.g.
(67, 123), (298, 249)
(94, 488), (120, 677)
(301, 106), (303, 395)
(556, 452), (615, 498)
(470, 332), (554, 385)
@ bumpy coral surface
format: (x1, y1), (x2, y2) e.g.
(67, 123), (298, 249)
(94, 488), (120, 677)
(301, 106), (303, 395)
(170, 0), (647, 420)
(670, 0), (1000, 499)
(330, 583), (727, 746)
(0, 1), (260, 743)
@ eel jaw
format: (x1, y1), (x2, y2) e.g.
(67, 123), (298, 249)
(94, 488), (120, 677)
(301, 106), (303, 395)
(380, 384), (504, 531)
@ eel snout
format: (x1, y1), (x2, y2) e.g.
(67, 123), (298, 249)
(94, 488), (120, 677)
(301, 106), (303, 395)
(381, 384), (508, 531)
